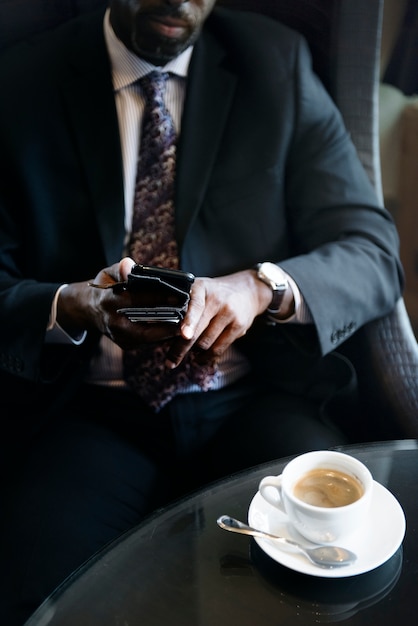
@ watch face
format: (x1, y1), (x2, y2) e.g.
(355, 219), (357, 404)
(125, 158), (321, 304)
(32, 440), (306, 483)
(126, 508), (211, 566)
(258, 262), (288, 291)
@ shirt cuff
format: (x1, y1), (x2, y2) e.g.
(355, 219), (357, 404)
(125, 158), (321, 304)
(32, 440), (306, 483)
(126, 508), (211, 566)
(267, 272), (313, 325)
(46, 284), (87, 345)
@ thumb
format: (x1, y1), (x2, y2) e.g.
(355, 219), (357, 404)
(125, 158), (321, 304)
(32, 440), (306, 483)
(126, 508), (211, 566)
(119, 257), (136, 281)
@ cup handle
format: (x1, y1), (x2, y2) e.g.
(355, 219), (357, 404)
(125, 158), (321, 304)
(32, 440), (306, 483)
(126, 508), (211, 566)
(259, 475), (286, 513)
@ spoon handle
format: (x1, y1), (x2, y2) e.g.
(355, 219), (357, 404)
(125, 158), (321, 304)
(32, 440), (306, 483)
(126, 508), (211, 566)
(217, 515), (299, 548)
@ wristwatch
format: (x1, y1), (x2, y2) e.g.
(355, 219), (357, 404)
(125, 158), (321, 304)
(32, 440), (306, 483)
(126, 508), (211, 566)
(254, 262), (289, 314)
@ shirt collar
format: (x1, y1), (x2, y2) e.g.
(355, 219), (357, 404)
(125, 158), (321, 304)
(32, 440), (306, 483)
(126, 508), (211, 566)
(103, 8), (193, 91)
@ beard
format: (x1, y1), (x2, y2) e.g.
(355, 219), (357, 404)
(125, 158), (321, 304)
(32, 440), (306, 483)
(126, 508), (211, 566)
(129, 10), (201, 65)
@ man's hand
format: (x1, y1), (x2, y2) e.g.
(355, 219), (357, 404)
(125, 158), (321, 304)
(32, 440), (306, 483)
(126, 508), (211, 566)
(164, 267), (282, 369)
(56, 258), (181, 349)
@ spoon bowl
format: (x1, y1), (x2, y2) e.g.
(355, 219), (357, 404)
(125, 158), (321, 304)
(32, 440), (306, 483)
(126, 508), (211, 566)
(217, 515), (357, 568)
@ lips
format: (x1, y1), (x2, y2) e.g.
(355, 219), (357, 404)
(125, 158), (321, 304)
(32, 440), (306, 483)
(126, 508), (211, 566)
(148, 15), (189, 38)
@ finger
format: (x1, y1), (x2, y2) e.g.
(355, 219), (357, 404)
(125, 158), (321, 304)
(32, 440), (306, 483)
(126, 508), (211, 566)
(165, 336), (195, 369)
(119, 257), (136, 281)
(180, 280), (207, 340)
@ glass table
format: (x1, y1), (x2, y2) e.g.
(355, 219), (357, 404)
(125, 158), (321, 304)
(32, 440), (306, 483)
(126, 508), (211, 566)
(26, 440), (418, 625)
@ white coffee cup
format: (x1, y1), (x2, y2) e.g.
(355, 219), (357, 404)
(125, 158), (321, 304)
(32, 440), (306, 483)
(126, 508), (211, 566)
(258, 450), (373, 544)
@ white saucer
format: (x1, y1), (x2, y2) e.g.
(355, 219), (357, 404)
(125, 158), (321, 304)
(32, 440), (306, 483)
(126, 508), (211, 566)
(248, 480), (406, 578)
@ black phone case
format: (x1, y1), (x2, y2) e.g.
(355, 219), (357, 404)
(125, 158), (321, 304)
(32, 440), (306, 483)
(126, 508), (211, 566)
(117, 264), (195, 323)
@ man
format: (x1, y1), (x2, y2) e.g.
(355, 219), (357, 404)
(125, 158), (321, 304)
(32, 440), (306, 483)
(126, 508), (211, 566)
(0, 0), (403, 622)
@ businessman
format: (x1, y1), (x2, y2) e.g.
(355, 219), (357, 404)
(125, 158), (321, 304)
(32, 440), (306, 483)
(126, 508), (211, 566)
(0, 0), (403, 622)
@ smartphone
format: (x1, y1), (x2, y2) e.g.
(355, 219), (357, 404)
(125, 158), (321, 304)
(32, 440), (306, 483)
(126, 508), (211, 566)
(126, 264), (195, 295)
(117, 264), (195, 323)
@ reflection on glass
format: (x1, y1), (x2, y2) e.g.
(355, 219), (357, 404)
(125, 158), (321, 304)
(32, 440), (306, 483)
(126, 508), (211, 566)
(219, 542), (403, 623)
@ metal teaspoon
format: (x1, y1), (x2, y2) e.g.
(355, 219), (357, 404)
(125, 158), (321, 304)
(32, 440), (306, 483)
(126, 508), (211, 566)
(217, 515), (357, 568)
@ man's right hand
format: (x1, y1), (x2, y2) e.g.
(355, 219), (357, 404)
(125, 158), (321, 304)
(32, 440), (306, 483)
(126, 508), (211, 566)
(56, 258), (182, 350)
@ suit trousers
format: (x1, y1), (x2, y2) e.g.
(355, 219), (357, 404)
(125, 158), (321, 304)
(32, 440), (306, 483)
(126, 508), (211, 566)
(0, 375), (347, 625)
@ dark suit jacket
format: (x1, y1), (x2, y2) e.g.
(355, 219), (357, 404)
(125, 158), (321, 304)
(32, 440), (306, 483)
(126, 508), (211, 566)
(0, 7), (403, 411)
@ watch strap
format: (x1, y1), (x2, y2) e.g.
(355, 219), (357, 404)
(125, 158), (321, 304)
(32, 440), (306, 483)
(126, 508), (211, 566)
(267, 287), (286, 314)
(254, 262), (288, 314)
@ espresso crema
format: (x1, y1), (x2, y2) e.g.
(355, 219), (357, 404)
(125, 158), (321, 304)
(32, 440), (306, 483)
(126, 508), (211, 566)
(293, 468), (364, 508)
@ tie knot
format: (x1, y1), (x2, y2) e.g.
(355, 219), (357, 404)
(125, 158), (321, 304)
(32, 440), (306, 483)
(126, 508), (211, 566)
(140, 71), (169, 101)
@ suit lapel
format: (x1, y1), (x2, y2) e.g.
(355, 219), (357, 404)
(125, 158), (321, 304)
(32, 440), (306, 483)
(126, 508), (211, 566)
(57, 13), (126, 265)
(175, 28), (237, 247)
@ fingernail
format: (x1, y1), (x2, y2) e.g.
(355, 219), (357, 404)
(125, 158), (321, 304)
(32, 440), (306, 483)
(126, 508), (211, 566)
(182, 325), (193, 339)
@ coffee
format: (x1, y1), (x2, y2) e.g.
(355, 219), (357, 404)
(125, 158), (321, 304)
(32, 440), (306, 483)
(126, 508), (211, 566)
(293, 468), (364, 508)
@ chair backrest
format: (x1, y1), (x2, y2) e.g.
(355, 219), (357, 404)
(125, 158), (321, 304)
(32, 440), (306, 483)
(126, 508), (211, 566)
(0, 0), (105, 51)
(218, 0), (418, 439)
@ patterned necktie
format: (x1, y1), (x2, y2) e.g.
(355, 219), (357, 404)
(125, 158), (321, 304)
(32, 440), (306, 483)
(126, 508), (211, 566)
(123, 71), (217, 412)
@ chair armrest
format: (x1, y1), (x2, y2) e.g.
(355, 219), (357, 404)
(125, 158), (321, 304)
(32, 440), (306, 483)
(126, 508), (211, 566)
(346, 299), (418, 438)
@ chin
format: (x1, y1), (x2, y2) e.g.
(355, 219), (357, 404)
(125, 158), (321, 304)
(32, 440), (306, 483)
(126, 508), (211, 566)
(131, 23), (198, 65)
(133, 42), (186, 65)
